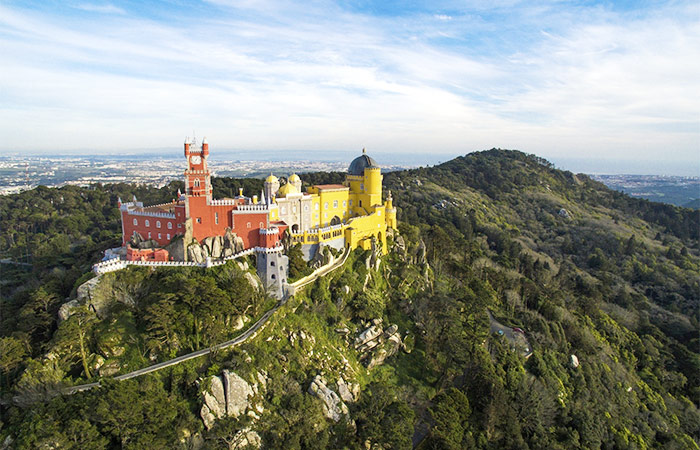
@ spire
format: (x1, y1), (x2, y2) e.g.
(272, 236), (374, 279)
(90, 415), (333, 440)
(132, 194), (137, 203)
(362, 147), (366, 154)
(260, 189), (266, 205)
(117, 196), (122, 206)
(177, 188), (182, 197)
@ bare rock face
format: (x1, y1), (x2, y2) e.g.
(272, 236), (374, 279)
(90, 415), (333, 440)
(354, 325), (383, 350)
(367, 331), (402, 370)
(223, 229), (245, 254)
(202, 237), (214, 257)
(203, 376), (227, 422)
(570, 354), (580, 368)
(188, 243), (206, 264)
(223, 370), (254, 418)
(210, 236), (223, 259)
(337, 377), (360, 403)
(58, 299), (80, 322)
(231, 428), (261, 449)
(164, 236), (185, 261)
(393, 235), (407, 260)
(308, 375), (349, 422)
(200, 404), (216, 431)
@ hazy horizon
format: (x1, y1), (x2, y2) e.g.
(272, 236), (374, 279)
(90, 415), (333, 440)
(5, 147), (699, 177)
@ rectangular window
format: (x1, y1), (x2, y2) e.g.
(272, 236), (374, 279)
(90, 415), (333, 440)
(166, 233), (170, 240)
(359, 200), (362, 207)
(343, 200), (346, 207)
(215, 212), (219, 224)
(158, 233), (162, 239)
(349, 200), (353, 206)
(333, 200), (338, 208)
(148, 232), (151, 238)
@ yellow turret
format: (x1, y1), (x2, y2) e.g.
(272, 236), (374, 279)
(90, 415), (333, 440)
(385, 190), (397, 229)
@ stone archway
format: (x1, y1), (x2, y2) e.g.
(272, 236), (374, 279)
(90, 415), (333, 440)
(330, 216), (341, 226)
(291, 224), (299, 233)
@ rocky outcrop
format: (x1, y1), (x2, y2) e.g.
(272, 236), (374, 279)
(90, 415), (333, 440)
(310, 244), (332, 269)
(199, 370), (264, 430)
(354, 320), (403, 369)
(570, 354), (580, 368)
(308, 375), (349, 422)
(337, 377), (360, 403)
(223, 370), (254, 418)
(188, 242), (206, 264)
(231, 428), (261, 449)
(164, 235), (185, 261)
(58, 299), (80, 322)
(203, 375), (227, 420)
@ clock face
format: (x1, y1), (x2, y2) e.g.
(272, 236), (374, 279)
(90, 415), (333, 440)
(190, 155), (201, 165)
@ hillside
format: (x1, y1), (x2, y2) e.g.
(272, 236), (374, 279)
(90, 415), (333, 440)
(1, 150), (698, 449)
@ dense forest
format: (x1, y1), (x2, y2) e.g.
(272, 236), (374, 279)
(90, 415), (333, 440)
(0, 149), (698, 449)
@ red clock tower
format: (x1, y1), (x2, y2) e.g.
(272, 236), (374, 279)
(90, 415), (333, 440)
(184, 137), (212, 199)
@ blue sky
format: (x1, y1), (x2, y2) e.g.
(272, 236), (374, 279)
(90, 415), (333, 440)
(1, 0), (698, 174)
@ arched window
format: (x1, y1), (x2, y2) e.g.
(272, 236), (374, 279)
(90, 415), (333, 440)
(194, 179), (200, 187)
(304, 205), (309, 212)
(133, 218), (138, 226)
(166, 233), (170, 240)
(315, 204), (319, 211)
(324, 202), (328, 209)
(167, 222), (172, 229)
(247, 222), (251, 229)
(259, 222), (264, 227)
(271, 261), (275, 267)
(145, 219), (150, 227)
(158, 233), (162, 239)
(156, 221), (161, 228)
(271, 274), (276, 279)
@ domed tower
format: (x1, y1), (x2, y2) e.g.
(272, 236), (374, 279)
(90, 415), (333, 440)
(288, 173), (302, 193)
(347, 148), (382, 213)
(276, 182), (299, 198)
(264, 174), (280, 204)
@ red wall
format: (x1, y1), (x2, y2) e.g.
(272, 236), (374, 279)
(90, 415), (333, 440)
(121, 209), (185, 247)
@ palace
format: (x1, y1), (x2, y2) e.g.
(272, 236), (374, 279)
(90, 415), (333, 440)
(119, 138), (397, 263)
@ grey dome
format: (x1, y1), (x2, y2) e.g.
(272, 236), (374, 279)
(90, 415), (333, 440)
(348, 150), (379, 175)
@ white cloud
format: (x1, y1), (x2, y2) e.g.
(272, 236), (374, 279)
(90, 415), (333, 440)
(0, 1), (697, 168)
(72, 3), (126, 15)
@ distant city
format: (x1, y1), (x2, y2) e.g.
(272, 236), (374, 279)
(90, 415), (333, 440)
(1, 155), (698, 209)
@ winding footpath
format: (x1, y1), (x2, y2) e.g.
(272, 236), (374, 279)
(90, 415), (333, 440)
(57, 249), (350, 397)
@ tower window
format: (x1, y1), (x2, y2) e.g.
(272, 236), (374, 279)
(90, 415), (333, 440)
(145, 219), (150, 227)
(271, 261), (275, 267)
(360, 183), (364, 191)
(168, 222), (173, 229)
(215, 212), (219, 224)
(324, 202), (328, 210)
(349, 200), (353, 206)
(196, 217), (202, 223)
(158, 233), (162, 239)
(166, 233), (170, 240)
(156, 221), (161, 228)
(271, 274), (276, 279)
(247, 222), (251, 229)
(359, 200), (363, 207)
(133, 218), (138, 226)
(194, 179), (200, 187)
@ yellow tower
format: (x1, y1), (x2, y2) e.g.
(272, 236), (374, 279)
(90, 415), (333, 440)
(385, 190), (397, 230)
(347, 148), (383, 215)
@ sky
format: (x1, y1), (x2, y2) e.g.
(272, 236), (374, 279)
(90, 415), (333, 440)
(1, 0), (699, 175)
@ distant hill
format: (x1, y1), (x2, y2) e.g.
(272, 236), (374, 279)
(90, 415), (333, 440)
(1, 149), (698, 449)
(683, 198), (700, 209)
